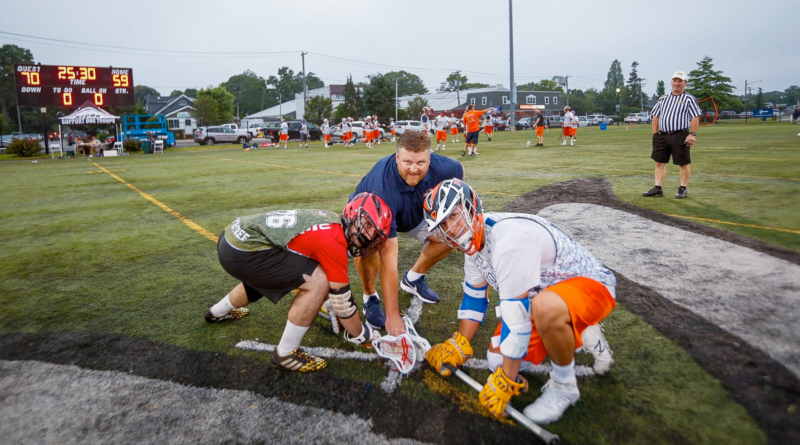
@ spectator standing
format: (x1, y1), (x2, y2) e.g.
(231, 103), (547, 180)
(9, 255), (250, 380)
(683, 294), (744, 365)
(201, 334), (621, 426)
(533, 108), (546, 146)
(792, 107), (800, 136)
(299, 120), (309, 148)
(643, 70), (702, 199)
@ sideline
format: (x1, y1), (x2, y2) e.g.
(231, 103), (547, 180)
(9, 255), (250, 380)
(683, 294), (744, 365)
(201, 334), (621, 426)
(666, 213), (800, 235)
(91, 162), (218, 243)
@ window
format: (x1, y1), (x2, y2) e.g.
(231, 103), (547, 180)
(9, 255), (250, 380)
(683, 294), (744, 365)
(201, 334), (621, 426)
(179, 100), (186, 105)
(502, 96), (509, 104)
(526, 95), (536, 105)
(167, 119), (179, 129)
(481, 97), (487, 105)
(545, 97), (550, 105)
(470, 98), (476, 105)
(185, 119), (192, 126)
(553, 97), (558, 105)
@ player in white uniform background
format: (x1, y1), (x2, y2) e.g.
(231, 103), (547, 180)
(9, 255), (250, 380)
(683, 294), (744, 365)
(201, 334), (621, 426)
(387, 118), (396, 141)
(423, 178), (616, 425)
(570, 112), (579, 145)
(373, 115), (381, 145)
(321, 118), (331, 148)
(280, 119), (289, 149)
(434, 111), (449, 151)
(561, 106), (574, 146)
(450, 113), (459, 143)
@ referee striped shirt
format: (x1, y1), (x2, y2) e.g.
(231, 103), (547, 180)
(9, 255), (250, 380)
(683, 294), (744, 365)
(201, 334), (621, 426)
(651, 92), (702, 132)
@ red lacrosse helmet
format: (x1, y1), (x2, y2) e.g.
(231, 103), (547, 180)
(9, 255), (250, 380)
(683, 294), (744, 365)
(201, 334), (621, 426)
(341, 192), (392, 257)
(423, 178), (484, 255)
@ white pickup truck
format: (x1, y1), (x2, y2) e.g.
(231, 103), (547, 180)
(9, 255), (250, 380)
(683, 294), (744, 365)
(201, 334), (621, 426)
(221, 123), (262, 139)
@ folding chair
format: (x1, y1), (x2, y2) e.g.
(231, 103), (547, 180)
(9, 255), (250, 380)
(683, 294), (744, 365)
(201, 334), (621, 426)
(112, 141), (124, 155)
(153, 140), (164, 154)
(50, 142), (63, 159)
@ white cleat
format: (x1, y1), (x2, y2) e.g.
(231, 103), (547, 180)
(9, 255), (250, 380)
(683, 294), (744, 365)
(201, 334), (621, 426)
(523, 375), (580, 424)
(581, 324), (614, 375)
(561, 141), (567, 146)
(570, 141), (574, 146)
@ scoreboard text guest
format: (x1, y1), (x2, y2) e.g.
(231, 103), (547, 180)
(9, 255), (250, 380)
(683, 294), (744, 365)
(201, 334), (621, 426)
(14, 64), (135, 107)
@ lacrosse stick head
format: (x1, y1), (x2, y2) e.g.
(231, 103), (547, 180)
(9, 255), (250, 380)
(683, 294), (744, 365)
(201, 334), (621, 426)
(526, 141), (531, 147)
(402, 316), (431, 361)
(373, 333), (416, 375)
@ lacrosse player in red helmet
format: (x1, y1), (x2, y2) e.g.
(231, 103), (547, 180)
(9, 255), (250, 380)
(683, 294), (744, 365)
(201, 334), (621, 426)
(205, 193), (392, 372)
(423, 178), (616, 424)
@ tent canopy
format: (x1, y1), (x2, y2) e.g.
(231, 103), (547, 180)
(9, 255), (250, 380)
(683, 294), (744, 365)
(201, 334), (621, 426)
(59, 101), (120, 125)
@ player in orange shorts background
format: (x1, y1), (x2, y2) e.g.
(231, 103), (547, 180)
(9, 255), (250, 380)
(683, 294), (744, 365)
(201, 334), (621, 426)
(423, 178), (616, 425)
(483, 114), (494, 141)
(449, 113), (459, 143)
(561, 105), (574, 146)
(434, 110), (449, 151)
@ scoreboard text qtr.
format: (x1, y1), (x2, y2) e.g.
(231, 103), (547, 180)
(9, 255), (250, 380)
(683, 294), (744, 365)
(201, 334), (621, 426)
(14, 64), (135, 107)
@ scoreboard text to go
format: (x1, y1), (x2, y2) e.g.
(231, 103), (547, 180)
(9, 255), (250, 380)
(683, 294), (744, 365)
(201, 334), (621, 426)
(14, 64), (135, 107)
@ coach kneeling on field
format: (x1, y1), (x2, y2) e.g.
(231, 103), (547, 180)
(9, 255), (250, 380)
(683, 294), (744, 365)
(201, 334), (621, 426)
(643, 70), (702, 199)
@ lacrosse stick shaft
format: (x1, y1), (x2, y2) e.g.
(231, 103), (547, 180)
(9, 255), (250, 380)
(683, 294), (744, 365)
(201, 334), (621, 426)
(443, 364), (559, 445)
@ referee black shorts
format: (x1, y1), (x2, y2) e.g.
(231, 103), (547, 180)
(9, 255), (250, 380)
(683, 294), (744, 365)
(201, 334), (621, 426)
(651, 130), (691, 166)
(217, 233), (318, 304)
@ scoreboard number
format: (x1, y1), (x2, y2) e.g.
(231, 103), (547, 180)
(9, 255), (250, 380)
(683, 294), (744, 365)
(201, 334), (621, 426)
(15, 64), (134, 107)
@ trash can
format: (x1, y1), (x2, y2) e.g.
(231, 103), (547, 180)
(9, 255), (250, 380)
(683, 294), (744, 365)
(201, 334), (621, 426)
(600, 123), (608, 130)
(142, 140), (150, 154)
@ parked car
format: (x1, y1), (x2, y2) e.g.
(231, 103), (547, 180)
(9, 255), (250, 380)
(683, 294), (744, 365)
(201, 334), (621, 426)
(392, 120), (426, 135)
(492, 119), (509, 131)
(576, 116), (591, 127)
(624, 112), (651, 124)
(549, 116), (565, 127)
(515, 117), (532, 130)
(587, 114), (614, 125)
(330, 121), (385, 140)
(719, 111), (739, 119)
(193, 126), (252, 145)
(738, 111), (754, 118)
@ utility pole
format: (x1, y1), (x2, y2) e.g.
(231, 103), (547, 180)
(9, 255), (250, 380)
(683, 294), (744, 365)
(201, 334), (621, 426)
(395, 78), (398, 122)
(301, 51), (308, 118)
(563, 75), (571, 106)
(639, 79), (646, 112)
(508, 0), (516, 132)
(455, 70), (461, 106)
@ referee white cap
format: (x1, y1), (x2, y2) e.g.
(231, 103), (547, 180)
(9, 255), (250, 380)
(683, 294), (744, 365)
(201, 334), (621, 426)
(672, 71), (688, 81)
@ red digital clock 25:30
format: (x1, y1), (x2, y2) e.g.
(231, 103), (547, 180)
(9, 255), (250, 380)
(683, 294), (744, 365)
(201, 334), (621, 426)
(14, 64), (136, 108)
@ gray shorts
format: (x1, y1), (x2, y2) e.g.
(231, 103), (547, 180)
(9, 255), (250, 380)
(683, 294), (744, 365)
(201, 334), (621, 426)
(400, 220), (435, 243)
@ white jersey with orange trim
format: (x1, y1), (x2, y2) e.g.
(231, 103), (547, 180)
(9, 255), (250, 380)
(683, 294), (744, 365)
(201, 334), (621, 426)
(463, 213), (617, 299)
(450, 119), (458, 129)
(435, 116), (449, 131)
(571, 114), (579, 128)
(321, 123), (330, 135)
(562, 111), (574, 127)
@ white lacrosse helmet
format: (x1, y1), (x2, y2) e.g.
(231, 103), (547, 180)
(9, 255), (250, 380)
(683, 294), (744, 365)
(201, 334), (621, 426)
(323, 118), (328, 122)
(423, 178), (485, 255)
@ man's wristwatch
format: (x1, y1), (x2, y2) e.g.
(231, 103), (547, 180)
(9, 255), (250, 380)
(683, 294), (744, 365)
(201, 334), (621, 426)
(690, 132), (697, 136)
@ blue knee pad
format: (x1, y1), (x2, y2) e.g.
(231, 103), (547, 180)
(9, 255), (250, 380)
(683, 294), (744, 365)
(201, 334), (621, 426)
(499, 298), (532, 360)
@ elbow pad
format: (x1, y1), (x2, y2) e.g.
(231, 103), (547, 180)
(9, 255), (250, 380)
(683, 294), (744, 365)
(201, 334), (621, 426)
(458, 282), (489, 324)
(328, 284), (356, 319)
(498, 298), (532, 360)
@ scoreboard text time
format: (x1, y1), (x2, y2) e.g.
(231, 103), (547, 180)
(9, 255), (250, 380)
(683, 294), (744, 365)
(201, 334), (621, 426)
(14, 64), (135, 107)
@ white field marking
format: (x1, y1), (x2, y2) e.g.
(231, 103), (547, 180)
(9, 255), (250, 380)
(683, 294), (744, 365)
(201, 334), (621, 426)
(235, 341), (379, 362)
(463, 358), (596, 377)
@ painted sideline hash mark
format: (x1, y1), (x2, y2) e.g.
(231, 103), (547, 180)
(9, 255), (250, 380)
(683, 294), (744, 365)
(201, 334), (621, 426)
(667, 213), (800, 235)
(91, 162), (219, 243)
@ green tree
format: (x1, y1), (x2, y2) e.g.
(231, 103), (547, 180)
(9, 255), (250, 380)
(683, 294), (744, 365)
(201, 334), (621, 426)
(362, 73), (396, 118)
(439, 71), (467, 92)
(304, 95), (333, 125)
(340, 75), (364, 118)
(184, 88), (198, 98)
(781, 86), (800, 105)
(0, 44), (34, 130)
(603, 59), (625, 96)
(384, 71), (428, 96)
(169, 90), (183, 97)
(406, 97), (429, 119)
(687, 56), (736, 115)
(194, 86), (234, 125)
(266, 67), (324, 108)
(222, 70), (268, 116)
(652, 80), (665, 101)
(134, 85), (160, 105)
(754, 87), (764, 109)
(517, 79), (563, 92)
(625, 61), (646, 109)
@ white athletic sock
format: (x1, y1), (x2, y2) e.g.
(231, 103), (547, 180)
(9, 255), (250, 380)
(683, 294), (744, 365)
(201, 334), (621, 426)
(442, 144), (445, 150)
(277, 320), (310, 356)
(362, 293), (379, 304)
(406, 270), (424, 282)
(551, 359), (576, 384)
(210, 294), (235, 317)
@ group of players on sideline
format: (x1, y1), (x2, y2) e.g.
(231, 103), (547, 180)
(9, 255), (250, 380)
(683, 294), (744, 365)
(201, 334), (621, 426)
(208, 129), (616, 425)
(211, 70), (710, 425)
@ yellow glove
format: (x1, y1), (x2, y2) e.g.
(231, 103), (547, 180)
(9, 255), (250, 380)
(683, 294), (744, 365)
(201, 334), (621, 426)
(478, 367), (529, 418)
(425, 331), (474, 377)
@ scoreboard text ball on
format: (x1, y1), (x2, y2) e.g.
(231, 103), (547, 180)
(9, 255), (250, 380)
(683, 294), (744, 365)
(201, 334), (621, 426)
(14, 64), (135, 108)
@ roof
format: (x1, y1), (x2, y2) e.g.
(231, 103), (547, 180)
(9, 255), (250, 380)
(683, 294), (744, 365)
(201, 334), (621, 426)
(59, 101), (120, 125)
(397, 86), (508, 112)
(154, 94), (195, 115)
(247, 100), (297, 118)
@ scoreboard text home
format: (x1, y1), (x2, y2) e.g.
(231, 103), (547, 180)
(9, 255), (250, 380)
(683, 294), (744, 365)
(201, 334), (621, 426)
(14, 64), (135, 108)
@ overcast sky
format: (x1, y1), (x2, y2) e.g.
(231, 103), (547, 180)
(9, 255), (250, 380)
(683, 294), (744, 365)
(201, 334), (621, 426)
(2, 0), (797, 101)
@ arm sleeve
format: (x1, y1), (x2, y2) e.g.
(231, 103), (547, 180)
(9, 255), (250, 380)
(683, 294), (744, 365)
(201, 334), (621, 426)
(688, 96), (702, 118)
(651, 98), (662, 117)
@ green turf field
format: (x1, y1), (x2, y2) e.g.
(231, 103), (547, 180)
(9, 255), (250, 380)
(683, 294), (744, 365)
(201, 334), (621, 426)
(1, 123), (797, 444)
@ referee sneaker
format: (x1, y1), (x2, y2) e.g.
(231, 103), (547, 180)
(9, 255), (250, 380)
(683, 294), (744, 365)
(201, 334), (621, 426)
(643, 70), (702, 199)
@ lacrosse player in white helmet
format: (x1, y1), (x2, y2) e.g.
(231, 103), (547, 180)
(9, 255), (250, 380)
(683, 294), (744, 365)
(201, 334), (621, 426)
(321, 118), (331, 148)
(423, 178), (616, 424)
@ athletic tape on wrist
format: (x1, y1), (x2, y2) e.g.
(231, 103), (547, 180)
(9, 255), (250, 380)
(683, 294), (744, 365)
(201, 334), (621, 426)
(458, 282), (489, 323)
(329, 284), (356, 319)
(499, 299), (532, 360)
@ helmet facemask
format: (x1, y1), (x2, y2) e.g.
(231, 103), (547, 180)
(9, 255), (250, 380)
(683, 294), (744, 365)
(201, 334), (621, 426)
(341, 193), (391, 257)
(424, 179), (484, 255)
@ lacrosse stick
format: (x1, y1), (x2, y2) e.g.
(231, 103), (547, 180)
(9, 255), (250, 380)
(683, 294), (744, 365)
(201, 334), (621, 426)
(317, 301), (340, 334)
(526, 125), (536, 147)
(373, 333), (417, 375)
(442, 363), (560, 444)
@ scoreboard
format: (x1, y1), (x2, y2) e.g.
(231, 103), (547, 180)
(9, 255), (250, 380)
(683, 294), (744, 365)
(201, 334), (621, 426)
(14, 64), (135, 108)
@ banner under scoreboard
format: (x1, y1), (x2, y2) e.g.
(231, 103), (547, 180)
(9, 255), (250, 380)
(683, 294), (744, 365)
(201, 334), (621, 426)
(14, 64), (135, 108)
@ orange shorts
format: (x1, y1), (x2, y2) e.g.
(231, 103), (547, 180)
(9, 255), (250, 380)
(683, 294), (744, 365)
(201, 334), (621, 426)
(343, 132), (352, 141)
(484, 126), (493, 134)
(391, 130), (396, 136)
(450, 128), (458, 135)
(491, 277), (616, 365)
(536, 126), (544, 136)
(279, 134), (289, 141)
(563, 127), (576, 137)
(436, 130), (447, 141)
(324, 134), (330, 141)
(373, 130), (380, 139)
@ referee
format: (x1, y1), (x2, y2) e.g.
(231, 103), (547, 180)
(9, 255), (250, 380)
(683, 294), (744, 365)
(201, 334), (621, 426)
(643, 71), (702, 199)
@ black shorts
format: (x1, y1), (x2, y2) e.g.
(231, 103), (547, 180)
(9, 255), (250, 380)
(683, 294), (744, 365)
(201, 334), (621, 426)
(651, 130), (691, 166)
(466, 131), (480, 145)
(300, 133), (308, 141)
(217, 233), (318, 304)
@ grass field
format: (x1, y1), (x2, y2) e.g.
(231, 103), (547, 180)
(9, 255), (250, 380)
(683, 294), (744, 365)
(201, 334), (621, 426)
(1, 123), (798, 444)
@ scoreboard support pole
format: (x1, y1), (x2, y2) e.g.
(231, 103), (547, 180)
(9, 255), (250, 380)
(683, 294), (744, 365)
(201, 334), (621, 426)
(41, 108), (50, 155)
